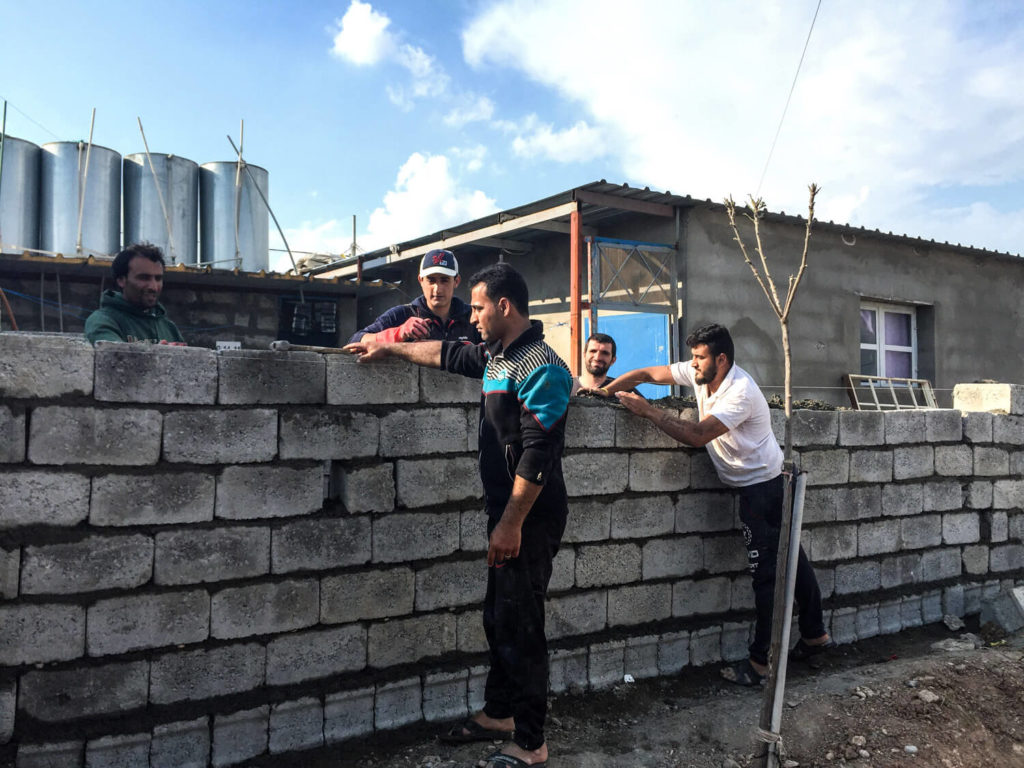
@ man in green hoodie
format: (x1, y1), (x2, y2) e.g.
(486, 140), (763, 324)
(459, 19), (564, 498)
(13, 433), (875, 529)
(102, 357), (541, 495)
(85, 242), (185, 344)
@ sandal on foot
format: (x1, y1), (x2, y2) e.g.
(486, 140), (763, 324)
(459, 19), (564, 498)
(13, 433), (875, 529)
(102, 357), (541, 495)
(477, 751), (548, 768)
(437, 717), (512, 744)
(720, 659), (765, 687)
(789, 637), (837, 662)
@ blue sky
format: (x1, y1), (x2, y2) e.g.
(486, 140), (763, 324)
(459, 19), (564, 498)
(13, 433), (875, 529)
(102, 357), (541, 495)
(2, 1), (1022, 272)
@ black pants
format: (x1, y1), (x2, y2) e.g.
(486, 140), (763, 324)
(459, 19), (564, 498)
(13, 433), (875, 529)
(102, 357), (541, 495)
(738, 474), (826, 666)
(482, 508), (566, 751)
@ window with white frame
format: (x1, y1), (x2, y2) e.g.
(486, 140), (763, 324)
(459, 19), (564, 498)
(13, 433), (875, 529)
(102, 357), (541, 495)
(859, 302), (917, 378)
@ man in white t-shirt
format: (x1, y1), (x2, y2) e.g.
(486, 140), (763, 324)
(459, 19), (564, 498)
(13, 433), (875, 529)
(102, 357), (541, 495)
(593, 323), (832, 686)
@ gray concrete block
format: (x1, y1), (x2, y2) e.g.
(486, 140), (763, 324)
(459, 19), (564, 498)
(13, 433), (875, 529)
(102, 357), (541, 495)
(855, 604), (879, 640)
(834, 561), (881, 595)
(422, 670), (468, 723)
(588, 640), (625, 689)
(327, 356), (419, 405)
(720, 620), (751, 662)
(372, 511), (459, 563)
(689, 452), (727, 489)
(91, 472), (215, 526)
(857, 519), (901, 557)
(460, 509), (488, 553)
(900, 595), (923, 628)
(155, 526), (270, 585)
(791, 410), (838, 447)
(218, 349), (324, 404)
(21, 534), (152, 594)
(770, 408), (786, 445)
(838, 410), (884, 446)
(966, 480), (993, 510)
(833, 485), (882, 522)
(29, 406), (161, 465)
(607, 582), (672, 626)
(375, 678), (422, 730)
(338, 463), (395, 513)
(563, 452), (629, 496)
(901, 514), (942, 549)
(0, 471), (89, 529)
(416, 559), (486, 611)
(882, 483), (923, 516)
(396, 457), (481, 508)
(920, 548), (961, 582)
(877, 599), (902, 635)
(989, 510), (1009, 542)
(1011, 510), (1024, 541)
(848, 450), (892, 483)
(379, 407), (468, 457)
(419, 365), (480, 404)
(216, 464), (321, 519)
(624, 634), (661, 680)
(212, 578), (318, 639)
(0, 333), (93, 398)
(893, 445), (934, 480)
(0, 547), (18, 599)
(942, 512), (980, 545)
(731, 576), (755, 610)
(546, 591), (607, 639)
(954, 383), (1024, 415)
(689, 626), (722, 667)
(272, 516), (371, 573)
(322, 567), (414, 623)
(549, 647), (589, 694)
(565, 499), (612, 542)
(993, 414), (1024, 445)
(657, 631), (690, 675)
(615, 409), (679, 449)
(85, 732), (150, 768)
(994, 479), (1024, 510)
(16, 740), (84, 767)
(802, 487), (838, 524)
(94, 344), (217, 404)
(151, 644), (264, 705)
(642, 536), (703, 580)
(576, 542), (641, 587)
(809, 523), (858, 561)
(962, 545), (989, 575)
(611, 495), (675, 539)
(979, 585), (1024, 631)
(88, 590), (209, 656)
(963, 411), (993, 443)
(925, 409), (963, 442)
(672, 576), (731, 616)
(881, 553), (921, 588)
(943, 584), (965, 617)
(0, 604), (84, 665)
(701, 534), (747, 574)
(565, 402), (617, 448)
(924, 480), (963, 512)
(550, 547), (575, 592)
(813, 565), (835, 598)
(457, 609), (488, 653)
(324, 687), (374, 743)
(884, 410), (925, 444)
(469, 664), (491, 713)
(934, 445), (972, 476)
(150, 717), (209, 768)
(164, 408), (277, 463)
(628, 451), (690, 492)
(974, 446), (1009, 476)
(675, 491), (735, 533)
(269, 697), (324, 754)
(990, 543), (1024, 572)
(368, 613), (456, 667)
(212, 705), (268, 768)
(0, 405), (25, 463)
(800, 449), (850, 486)
(279, 408), (379, 460)
(20, 661), (149, 721)
(1012, 450), (1024, 477)
(829, 606), (857, 645)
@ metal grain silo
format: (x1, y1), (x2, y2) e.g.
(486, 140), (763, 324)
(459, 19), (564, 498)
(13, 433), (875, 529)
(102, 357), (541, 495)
(123, 153), (199, 264)
(0, 134), (41, 254)
(39, 141), (121, 257)
(199, 161), (269, 272)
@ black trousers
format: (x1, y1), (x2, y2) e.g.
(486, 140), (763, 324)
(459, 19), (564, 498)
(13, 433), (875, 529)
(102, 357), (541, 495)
(737, 474), (826, 666)
(482, 508), (566, 751)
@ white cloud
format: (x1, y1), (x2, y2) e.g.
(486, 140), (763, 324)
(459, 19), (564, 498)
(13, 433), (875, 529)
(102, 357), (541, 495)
(510, 116), (606, 163)
(444, 94), (495, 127)
(449, 144), (488, 173)
(330, 0), (393, 66)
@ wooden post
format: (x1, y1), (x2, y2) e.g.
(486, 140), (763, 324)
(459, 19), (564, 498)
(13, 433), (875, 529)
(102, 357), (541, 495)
(569, 203), (582, 375)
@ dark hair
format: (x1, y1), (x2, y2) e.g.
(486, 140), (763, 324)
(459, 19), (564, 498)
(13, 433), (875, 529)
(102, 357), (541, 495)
(112, 242), (165, 280)
(685, 323), (734, 365)
(468, 262), (529, 316)
(586, 332), (616, 358)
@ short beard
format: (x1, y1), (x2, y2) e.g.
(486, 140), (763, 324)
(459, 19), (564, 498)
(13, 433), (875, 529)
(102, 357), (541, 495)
(585, 361), (609, 377)
(693, 362), (717, 386)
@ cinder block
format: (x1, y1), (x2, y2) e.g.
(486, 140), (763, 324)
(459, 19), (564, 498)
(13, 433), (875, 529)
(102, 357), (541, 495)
(16, 740), (83, 767)
(565, 500), (611, 542)
(973, 446), (1009, 476)
(901, 515), (942, 550)
(943, 584), (965, 617)
(550, 547), (575, 592)
(91, 472), (215, 526)
(833, 561), (881, 595)
(375, 678), (422, 730)
(954, 383), (1024, 415)
(607, 583), (672, 626)
(809, 523), (858, 561)
(675, 491), (735, 532)
(855, 604), (879, 640)
(416, 559), (486, 611)
(993, 414), (1024, 445)
(838, 411), (884, 446)
(994, 480), (1024, 510)
(575, 543), (640, 587)
(0, 405), (25, 462)
(813, 566), (835, 598)
(85, 732), (150, 768)
(29, 406), (161, 465)
(800, 450), (850, 486)
(942, 512), (980, 545)
(920, 548), (962, 582)
(216, 464), (322, 519)
(689, 452), (727, 489)
(278, 408), (379, 460)
(791, 410), (838, 447)
(934, 445), (972, 476)
(924, 409), (962, 442)
(964, 410), (995, 445)
(324, 687), (374, 743)
(549, 648), (589, 694)
(94, 344), (217, 403)
(720, 621), (750, 662)
(882, 483), (923, 516)
(624, 635), (661, 679)
(628, 451), (690, 492)
(269, 697), (324, 754)
(966, 480), (993, 510)
(988, 510), (1009, 542)
(1011, 511), (1024, 541)
(151, 644), (264, 705)
(900, 595), (923, 628)
(0, 604), (84, 665)
(588, 640), (625, 689)
(422, 670), (468, 723)
(689, 626), (722, 667)
(881, 553), (921, 588)
(802, 487), (839, 524)
(0, 470), (89, 529)
(164, 409), (277, 463)
(979, 585), (1024, 632)
(546, 592), (607, 639)
(962, 545), (989, 575)
(1012, 451), (1024, 477)
(657, 631), (690, 675)
(368, 614), (456, 667)
(470, 664), (490, 711)
(563, 453), (629, 496)
(218, 349), (324, 404)
(372, 512), (459, 563)
(922, 590), (943, 623)
(833, 485), (882, 522)
(156, 526), (270, 585)
(641, 536), (703, 580)
(848, 450), (893, 483)
(770, 409), (786, 445)
(460, 509), (488, 553)
(396, 457), (481, 508)
(0, 546), (18, 599)
(672, 577), (731, 616)
(611, 495), (675, 539)
(857, 519), (900, 557)
(87, 590), (209, 656)
(614, 409), (679, 448)
(379, 408), (468, 457)
(21, 534), (152, 594)
(990, 543), (1024, 572)
(701, 535), (747, 574)
(924, 480), (962, 512)
(893, 445), (934, 480)
(565, 402), (617, 449)
(419, 365), (480, 404)
(20, 661), (149, 721)
(321, 568), (414, 623)
(212, 579), (318, 639)
(884, 410), (925, 444)
(338, 464), (395, 513)
(151, 717), (209, 768)
(877, 599), (902, 635)
(272, 517), (371, 573)
(731, 576), (755, 610)
(212, 705), (268, 768)
(0, 333), (93, 398)
(829, 606), (857, 645)
(327, 356), (419, 405)
(457, 610), (487, 653)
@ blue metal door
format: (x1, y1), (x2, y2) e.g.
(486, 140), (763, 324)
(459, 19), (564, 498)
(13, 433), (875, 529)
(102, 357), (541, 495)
(585, 313), (671, 399)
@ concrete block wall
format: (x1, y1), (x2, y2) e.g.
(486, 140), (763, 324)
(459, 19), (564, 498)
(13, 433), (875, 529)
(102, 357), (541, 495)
(1, 334), (1022, 767)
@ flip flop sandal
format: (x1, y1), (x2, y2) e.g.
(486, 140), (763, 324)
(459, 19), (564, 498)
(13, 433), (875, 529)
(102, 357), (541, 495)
(720, 658), (766, 687)
(477, 751), (548, 768)
(789, 637), (837, 662)
(437, 717), (513, 744)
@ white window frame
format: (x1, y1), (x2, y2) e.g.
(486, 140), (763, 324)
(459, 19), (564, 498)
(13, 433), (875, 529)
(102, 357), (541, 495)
(859, 301), (917, 378)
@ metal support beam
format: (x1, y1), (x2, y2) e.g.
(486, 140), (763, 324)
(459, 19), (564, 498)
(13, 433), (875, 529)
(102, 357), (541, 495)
(570, 203), (582, 375)
(574, 189), (675, 218)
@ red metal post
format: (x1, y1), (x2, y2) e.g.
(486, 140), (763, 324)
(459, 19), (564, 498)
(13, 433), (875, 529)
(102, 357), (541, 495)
(569, 204), (582, 375)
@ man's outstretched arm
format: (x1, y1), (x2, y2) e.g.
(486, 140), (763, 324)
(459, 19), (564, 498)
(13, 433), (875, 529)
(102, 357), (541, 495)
(616, 391), (729, 448)
(343, 339), (442, 368)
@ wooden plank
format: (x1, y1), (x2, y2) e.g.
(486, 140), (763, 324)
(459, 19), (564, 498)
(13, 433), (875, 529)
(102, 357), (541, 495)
(575, 189), (675, 218)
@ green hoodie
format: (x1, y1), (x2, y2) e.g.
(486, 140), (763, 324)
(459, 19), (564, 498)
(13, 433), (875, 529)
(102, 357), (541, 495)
(84, 290), (185, 344)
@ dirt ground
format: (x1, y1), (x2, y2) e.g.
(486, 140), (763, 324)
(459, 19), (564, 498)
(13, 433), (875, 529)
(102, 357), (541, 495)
(268, 621), (1024, 768)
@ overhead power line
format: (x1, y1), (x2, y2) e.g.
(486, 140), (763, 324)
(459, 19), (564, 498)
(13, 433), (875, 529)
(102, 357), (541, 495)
(0, 95), (60, 140)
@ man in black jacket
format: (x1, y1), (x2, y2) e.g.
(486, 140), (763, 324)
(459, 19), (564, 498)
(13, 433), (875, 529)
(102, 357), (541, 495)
(347, 249), (480, 344)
